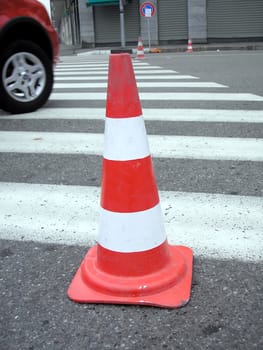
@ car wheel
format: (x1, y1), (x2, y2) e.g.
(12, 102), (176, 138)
(0, 40), (53, 114)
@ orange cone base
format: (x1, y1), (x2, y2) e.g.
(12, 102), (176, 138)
(68, 245), (193, 308)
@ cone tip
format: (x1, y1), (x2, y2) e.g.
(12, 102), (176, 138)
(106, 52), (142, 118)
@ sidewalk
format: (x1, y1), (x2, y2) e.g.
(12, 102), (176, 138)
(59, 41), (263, 56)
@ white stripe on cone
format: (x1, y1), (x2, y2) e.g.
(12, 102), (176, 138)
(104, 115), (150, 160)
(98, 204), (166, 252)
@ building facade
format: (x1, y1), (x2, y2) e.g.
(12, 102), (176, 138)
(49, 0), (263, 48)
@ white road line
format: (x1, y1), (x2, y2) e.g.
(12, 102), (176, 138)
(1, 109), (263, 123)
(55, 69), (177, 75)
(59, 61), (108, 64)
(55, 65), (167, 71)
(57, 64), (109, 68)
(59, 58), (109, 62)
(54, 82), (226, 89)
(0, 131), (262, 161)
(0, 182), (262, 261)
(49, 92), (263, 101)
(56, 63), (150, 68)
(55, 75), (199, 81)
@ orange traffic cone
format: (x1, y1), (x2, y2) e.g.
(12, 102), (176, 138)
(67, 53), (193, 308)
(136, 36), (145, 59)
(186, 38), (193, 53)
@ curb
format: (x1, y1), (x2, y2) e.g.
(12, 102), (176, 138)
(77, 48), (140, 56)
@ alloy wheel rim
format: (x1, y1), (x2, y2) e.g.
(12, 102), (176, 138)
(2, 51), (46, 102)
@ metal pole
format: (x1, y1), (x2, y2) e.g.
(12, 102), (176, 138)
(119, 0), (126, 48)
(147, 18), (151, 51)
(69, 1), (76, 53)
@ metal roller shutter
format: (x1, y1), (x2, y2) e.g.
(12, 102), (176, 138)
(94, 1), (140, 45)
(158, 0), (187, 43)
(207, 0), (263, 39)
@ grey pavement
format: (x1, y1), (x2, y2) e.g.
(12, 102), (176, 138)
(1, 239), (262, 350)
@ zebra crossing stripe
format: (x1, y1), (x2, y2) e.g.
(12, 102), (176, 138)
(49, 92), (263, 101)
(55, 75), (199, 80)
(55, 65), (169, 71)
(56, 63), (150, 68)
(53, 82), (226, 89)
(0, 182), (262, 261)
(1, 109), (262, 123)
(0, 131), (262, 161)
(55, 69), (177, 75)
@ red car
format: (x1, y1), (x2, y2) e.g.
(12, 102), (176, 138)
(0, 0), (59, 114)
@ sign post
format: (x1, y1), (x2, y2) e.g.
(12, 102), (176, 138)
(140, 1), (156, 51)
(119, 0), (125, 48)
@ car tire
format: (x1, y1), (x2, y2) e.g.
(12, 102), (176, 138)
(0, 40), (53, 114)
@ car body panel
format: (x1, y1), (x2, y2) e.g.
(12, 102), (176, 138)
(0, 0), (59, 64)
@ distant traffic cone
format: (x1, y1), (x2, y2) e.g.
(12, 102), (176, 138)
(136, 36), (145, 59)
(186, 38), (193, 53)
(67, 53), (193, 308)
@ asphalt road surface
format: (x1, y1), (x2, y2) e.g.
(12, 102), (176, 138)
(0, 50), (262, 350)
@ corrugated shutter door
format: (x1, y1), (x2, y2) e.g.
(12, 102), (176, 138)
(158, 0), (187, 42)
(207, 0), (263, 39)
(94, 1), (140, 45)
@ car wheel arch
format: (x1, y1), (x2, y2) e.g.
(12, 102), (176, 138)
(0, 17), (54, 62)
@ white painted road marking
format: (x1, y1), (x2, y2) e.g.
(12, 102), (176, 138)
(55, 65), (168, 71)
(56, 62), (149, 68)
(55, 69), (177, 75)
(1, 109), (262, 123)
(1, 55), (262, 265)
(50, 92), (263, 101)
(0, 182), (262, 261)
(54, 82), (226, 88)
(55, 75), (199, 80)
(0, 131), (263, 161)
